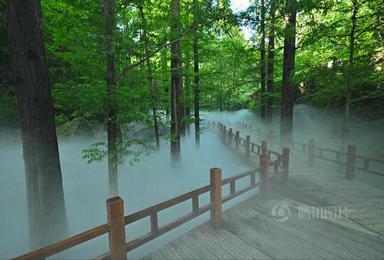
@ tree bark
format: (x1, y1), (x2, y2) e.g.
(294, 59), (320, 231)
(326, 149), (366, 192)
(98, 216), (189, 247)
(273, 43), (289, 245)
(102, 0), (119, 196)
(185, 51), (191, 118)
(280, 0), (297, 146)
(219, 63), (224, 112)
(139, 5), (160, 149)
(193, 0), (200, 145)
(260, 0), (267, 121)
(162, 49), (170, 119)
(341, 0), (358, 150)
(170, 0), (182, 158)
(266, 0), (277, 123)
(6, 0), (67, 248)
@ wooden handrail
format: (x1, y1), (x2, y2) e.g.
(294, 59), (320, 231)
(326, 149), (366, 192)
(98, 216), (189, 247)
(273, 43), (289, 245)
(237, 121), (384, 177)
(356, 154), (384, 164)
(16, 122), (288, 260)
(221, 168), (259, 185)
(15, 224), (109, 260)
(124, 184), (211, 225)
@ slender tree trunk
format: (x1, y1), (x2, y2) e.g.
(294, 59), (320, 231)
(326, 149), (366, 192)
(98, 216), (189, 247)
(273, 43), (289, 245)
(193, 34), (200, 143)
(341, 0), (358, 150)
(185, 51), (191, 118)
(184, 51), (191, 135)
(139, 6), (160, 149)
(260, 0), (267, 121)
(280, 0), (297, 147)
(162, 49), (170, 119)
(102, 0), (119, 196)
(219, 63), (224, 112)
(266, 0), (277, 123)
(192, 0), (200, 145)
(6, 0), (67, 248)
(170, 0), (182, 158)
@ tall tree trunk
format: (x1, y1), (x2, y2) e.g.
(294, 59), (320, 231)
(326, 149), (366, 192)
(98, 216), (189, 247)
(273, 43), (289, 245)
(219, 63), (224, 112)
(193, 0), (200, 145)
(185, 51), (191, 118)
(139, 5), (160, 149)
(260, 0), (267, 121)
(102, 0), (119, 196)
(341, 0), (358, 150)
(6, 0), (67, 248)
(266, 0), (277, 123)
(280, 0), (297, 146)
(170, 0), (182, 158)
(184, 51), (191, 135)
(162, 49), (170, 119)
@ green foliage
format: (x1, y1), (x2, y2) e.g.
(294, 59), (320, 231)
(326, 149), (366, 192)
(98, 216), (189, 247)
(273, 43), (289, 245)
(1, 0), (383, 135)
(81, 136), (154, 166)
(53, 78), (107, 121)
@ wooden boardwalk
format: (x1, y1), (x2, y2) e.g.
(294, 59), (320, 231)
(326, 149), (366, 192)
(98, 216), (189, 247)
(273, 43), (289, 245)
(145, 155), (384, 259)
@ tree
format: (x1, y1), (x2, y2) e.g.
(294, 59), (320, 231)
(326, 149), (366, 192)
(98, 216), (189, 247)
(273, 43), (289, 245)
(193, 0), (201, 145)
(280, 0), (297, 146)
(266, 0), (278, 122)
(6, 0), (67, 248)
(139, 3), (160, 149)
(260, 0), (267, 121)
(102, 0), (119, 195)
(341, 0), (358, 149)
(170, 0), (183, 158)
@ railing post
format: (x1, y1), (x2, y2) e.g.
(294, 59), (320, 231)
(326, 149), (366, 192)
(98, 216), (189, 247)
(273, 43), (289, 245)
(230, 180), (236, 195)
(192, 193), (199, 213)
(251, 169), (256, 186)
(210, 168), (222, 229)
(245, 135), (251, 157)
(235, 131), (240, 149)
(363, 158), (370, 170)
(261, 140), (267, 154)
(260, 141), (269, 196)
(345, 145), (357, 180)
(106, 197), (127, 260)
(308, 139), (315, 165)
(282, 148), (290, 186)
(229, 128), (233, 143)
(336, 151), (341, 163)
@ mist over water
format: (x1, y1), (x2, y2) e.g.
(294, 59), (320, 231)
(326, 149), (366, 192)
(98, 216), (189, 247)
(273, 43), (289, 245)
(1, 105), (383, 258)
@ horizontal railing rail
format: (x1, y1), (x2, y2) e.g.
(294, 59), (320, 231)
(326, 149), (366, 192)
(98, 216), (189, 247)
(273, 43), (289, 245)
(15, 122), (289, 260)
(15, 224), (110, 260)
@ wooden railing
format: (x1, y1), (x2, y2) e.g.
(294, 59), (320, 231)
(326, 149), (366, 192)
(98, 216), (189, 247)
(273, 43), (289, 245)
(216, 122), (290, 195)
(15, 123), (289, 260)
(237, 121), (384, 178)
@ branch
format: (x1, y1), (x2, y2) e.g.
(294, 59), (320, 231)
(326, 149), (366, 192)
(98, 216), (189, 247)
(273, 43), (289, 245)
(355, 22), (384, 40)
(117, 40), (174, 82)
(117, 14), (231, 82)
